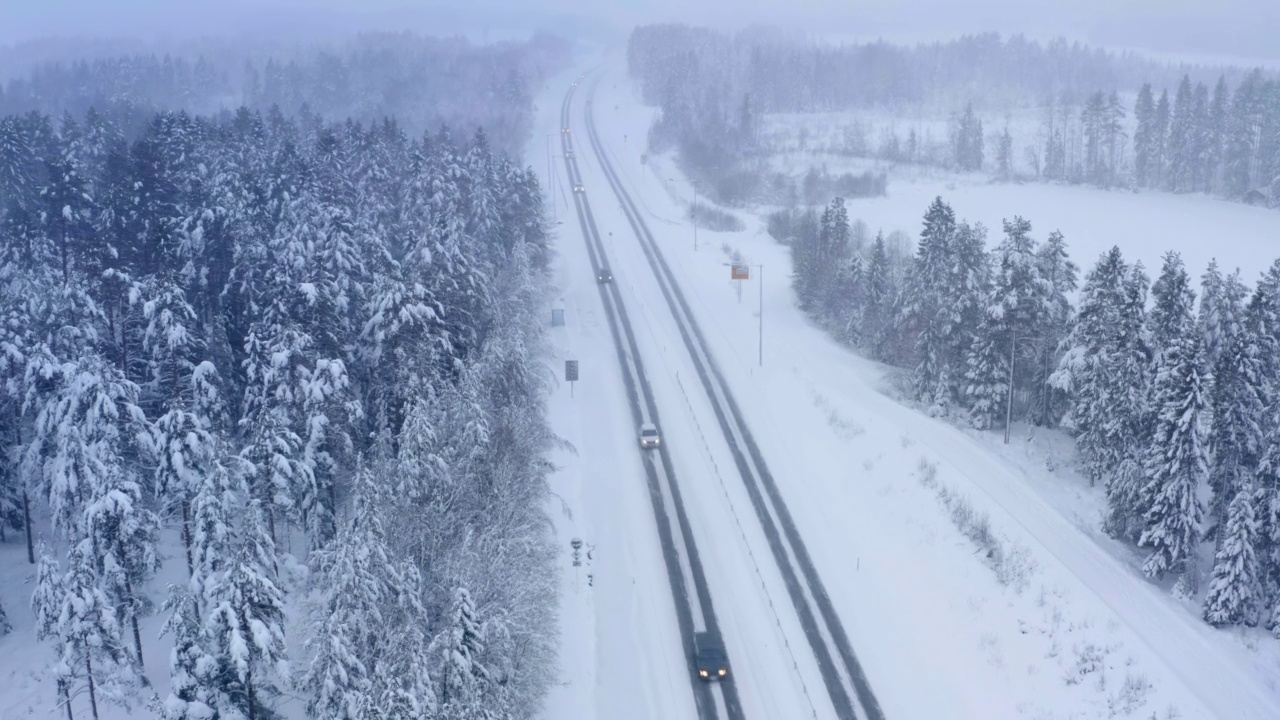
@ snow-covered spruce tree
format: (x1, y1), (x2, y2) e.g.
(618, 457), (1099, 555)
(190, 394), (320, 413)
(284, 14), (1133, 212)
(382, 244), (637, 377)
(159, 585), (220, 720)
(1203, 485), (1262, 626)
(1132, 83), (1156, 188)
(302, 463), (426, 720)
(31, 544), (74, 716)
(964, 216), (1044, 430)
(1138, 329), (1208, 594)
(0, 290), (27, 553)
(369, 625), (438, 720)
(1148, 252), (1197, 363)
(836, 252), (866, 345)
(1030, 230), (1078, 427)
(139, 276), (224, 526)
(55, 540), (140, 720)
(901, 197), (959, 409)
(83, 440), (161, 673)
(1206, 272), (1264, 531)
(859, 232), (893, 359)
(1250, 259), (1280, 408)
(1198, 259), (1228, 372)
(204, 504), (289, 720)
(436, 587), (491, 720)
(817, 197), (853, 326)
(1052, 248), (1150, 493)
(1252, 397), (1280, 621)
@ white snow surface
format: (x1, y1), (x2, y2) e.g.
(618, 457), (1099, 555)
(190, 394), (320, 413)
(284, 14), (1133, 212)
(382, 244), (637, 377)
(537, 60), (1280, 720)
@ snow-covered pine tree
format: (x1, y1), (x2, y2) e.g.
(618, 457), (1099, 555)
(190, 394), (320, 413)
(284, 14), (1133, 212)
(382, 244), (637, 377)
(1166, 75), (1195, 192)
(1224, 70), (1265, 198)
(31, 544), (74, 715)
(1030, 230), (1078, 427)
(204, 504), (289, 720)
(370, 625), (437, 720)
(836, 252), (866, 345)
(1205, 76), (1230, 194)
(83, 439), (160, 672)
(1152, 90), (1171, 188)
(23, 349), (146, 545)
(0, 115), (37, 211)
(302, 463), (425, 720)
(55, 540), (140, 720)
(159, 585), (220, 720)
(1052, 247), (1151, 519)
(189, 450), (252, 612)
(1133, 83), (1156, 187)
(964, 217), (1043, 429)
(1206, 271), (1263, 529)
(1138, 327), (1208, 594)
(902, 197), (958, 408)
(1198, 259), (1227, 372)
(1256, 418), (1280, 633)
(437, 586), (491, 719)
(1203, 485), (1262, 626)
(1250, 260), (1280, 405)
(1148, 252), (1197, 361)
(860, 232), (893, 358)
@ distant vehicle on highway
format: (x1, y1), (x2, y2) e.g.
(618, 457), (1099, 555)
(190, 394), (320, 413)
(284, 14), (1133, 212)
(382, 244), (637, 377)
(561, 126), (571, 134)
(694, 631), (729, 680)
(597, 267), (613, 283)
(573, 184), (584, 193)
(565, 150), (575, 159)
(639, 422), (661, 449)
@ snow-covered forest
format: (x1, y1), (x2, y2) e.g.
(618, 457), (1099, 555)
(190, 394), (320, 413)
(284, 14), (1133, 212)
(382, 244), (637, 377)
(628, 26), (1280, 208)
(0, 34), (566, 720)
(777, 192), (1280, 630)
(0, 31), (572, 155)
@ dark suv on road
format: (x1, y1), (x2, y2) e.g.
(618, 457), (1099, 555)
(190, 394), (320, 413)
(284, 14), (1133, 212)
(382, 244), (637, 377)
(694, 631), (729, 680)
(597, 267), (613, 283)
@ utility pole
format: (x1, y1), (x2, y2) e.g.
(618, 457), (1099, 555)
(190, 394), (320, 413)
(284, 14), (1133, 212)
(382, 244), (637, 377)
(1004, 334), (1016, 444)
(545, 133), (557, 224)
(757, 264), (763, 366)
(692, 182), (698, 251)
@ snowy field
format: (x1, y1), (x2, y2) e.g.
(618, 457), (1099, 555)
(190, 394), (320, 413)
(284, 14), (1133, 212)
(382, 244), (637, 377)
(538, 59), (1280, 720)
(755, 113), (1280, 289)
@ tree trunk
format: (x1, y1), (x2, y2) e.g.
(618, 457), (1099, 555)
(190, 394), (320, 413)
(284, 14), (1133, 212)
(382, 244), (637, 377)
(117, 538), (147, 676)
(24, 488), (34, 564)
(60, 677), (74, 720)
(182, 499), (194, 579)
(246, 666), (257, 720)
(86, 655), (99, 720)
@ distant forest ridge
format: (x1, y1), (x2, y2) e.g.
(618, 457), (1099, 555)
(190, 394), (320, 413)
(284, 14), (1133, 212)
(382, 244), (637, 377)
(630, 25), (1274, 113)
(0, 31), (572, 154)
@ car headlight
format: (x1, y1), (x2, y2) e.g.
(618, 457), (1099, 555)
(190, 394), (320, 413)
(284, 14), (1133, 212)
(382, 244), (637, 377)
(718, 668), (727, 677)
(699, 670), (708, 678)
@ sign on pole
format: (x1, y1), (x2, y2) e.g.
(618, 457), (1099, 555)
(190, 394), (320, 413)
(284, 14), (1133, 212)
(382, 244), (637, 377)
(565, 359), (579, 397)
(731, 264), (750, 280)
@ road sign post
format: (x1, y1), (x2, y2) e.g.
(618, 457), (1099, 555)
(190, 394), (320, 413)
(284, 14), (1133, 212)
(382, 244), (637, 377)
(565, 359), (579, 396)
(731, 264), (749, 304)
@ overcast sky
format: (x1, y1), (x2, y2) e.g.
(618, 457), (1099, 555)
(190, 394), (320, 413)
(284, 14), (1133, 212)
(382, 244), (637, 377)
(4, 0), (1278, 64)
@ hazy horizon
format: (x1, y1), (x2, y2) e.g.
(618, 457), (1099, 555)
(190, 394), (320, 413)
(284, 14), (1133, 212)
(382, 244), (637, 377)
(3, 0), (1278, 67)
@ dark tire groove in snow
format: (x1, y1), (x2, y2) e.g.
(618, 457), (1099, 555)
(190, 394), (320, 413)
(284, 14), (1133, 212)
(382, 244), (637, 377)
(582, 77), (886, 720)
(559, 85), (745, 720)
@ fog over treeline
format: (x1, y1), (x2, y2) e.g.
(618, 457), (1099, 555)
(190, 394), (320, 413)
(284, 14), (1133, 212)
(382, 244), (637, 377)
(0, 31), (571, 154)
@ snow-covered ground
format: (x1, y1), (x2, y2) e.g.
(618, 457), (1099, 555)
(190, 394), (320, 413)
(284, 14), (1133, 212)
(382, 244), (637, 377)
(538, 59), (1280, 720)
(755, 113), (1280, 289)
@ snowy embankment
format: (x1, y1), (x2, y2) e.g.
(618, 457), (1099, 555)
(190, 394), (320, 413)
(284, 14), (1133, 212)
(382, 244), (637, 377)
(536, 62), (1280, 719)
